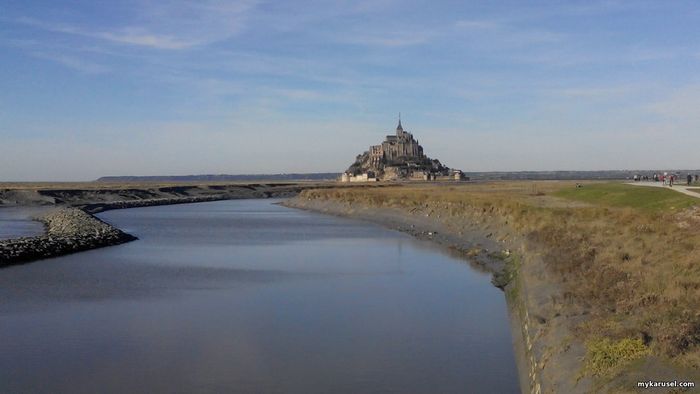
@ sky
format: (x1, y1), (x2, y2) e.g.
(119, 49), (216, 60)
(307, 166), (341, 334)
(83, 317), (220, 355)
(1, 0), (700, 181)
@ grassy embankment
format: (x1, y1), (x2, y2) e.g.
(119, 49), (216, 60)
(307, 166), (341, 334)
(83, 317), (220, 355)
(299, 182), (700, 380)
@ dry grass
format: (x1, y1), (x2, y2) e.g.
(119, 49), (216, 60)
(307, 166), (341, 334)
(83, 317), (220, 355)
(299, 181), (700, 372)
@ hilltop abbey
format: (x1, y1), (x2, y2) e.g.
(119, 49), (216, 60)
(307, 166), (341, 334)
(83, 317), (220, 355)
(342, 117), (465, 182)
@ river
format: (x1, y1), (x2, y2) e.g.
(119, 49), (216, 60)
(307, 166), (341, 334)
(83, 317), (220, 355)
(0, 206), (47, 240)
(0, 199), (519, 393)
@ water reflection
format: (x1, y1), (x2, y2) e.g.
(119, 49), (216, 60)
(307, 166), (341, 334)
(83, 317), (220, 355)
(0, 199), (518, 393)
(0, 207), (47, 239)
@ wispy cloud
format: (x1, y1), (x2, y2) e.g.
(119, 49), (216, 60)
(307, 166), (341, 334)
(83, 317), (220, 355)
(272, 88), (326, 101)
(97, 29), (198, 50)
(648, 84), (700, 123)
(14, 1), (258, 50)
(340, 16), (562, 48)
(28, 51), (109, 74)
(454, 20), (501, 30)
(507, 44), (687, 68)
(340, 30), (435, 47)
(13, 16), (186, 49)
(0, 37), (110, 73)
(454, 18), (565, 46)
(15, 17), (197, 49)
(550, 86), (636, 99)
(4, 0), (700, 179)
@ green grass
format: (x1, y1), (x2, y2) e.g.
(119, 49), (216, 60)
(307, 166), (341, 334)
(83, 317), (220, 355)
(585, 337), (650, 376)
(554, 182), (699, 212)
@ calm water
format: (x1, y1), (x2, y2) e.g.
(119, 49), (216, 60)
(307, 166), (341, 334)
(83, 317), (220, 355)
(0, 207), (47, 239)
(0, 199), (519, 393)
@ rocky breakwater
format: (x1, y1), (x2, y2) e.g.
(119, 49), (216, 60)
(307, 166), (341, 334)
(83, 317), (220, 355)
(80, 195), (227, 214)
(0, 208), (137, 267)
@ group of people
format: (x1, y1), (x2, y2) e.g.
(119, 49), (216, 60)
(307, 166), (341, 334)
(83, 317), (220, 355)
(632, 173), (699, 187)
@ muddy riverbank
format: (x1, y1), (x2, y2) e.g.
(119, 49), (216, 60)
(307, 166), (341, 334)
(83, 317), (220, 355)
(283, 193), (591, 394)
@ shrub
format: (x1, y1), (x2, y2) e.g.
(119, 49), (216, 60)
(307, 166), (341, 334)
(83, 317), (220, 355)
(585, 338), (650, 376)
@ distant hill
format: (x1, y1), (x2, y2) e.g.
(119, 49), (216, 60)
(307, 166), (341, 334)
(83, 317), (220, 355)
(96, 173), (342, 182)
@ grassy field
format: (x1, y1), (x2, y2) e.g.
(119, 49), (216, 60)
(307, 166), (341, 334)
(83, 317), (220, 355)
(555, 182), (699, 211)
(299, 181), (700, 381)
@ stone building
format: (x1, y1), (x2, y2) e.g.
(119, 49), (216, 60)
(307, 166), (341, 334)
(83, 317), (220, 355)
(343, 117), (454, 181)
(369, 118), (424, 164)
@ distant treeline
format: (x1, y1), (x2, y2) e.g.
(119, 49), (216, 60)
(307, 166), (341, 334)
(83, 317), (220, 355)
(97, 170), (700, 183)
(96, 173), (342, 182)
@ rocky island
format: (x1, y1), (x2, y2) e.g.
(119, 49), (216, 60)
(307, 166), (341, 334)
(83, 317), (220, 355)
(342, 118), (464, 182)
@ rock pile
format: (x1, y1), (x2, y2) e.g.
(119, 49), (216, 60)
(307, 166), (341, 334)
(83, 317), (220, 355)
(0, 208), (137, 267)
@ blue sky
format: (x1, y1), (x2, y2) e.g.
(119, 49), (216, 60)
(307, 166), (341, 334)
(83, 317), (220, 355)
(1, 0), (700, 181)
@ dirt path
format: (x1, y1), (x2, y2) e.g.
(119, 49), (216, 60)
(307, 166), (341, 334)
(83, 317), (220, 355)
(628, 181), (700, 198)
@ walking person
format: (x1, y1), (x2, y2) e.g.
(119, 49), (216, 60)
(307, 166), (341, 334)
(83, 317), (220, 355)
(688, 174), (693, 186)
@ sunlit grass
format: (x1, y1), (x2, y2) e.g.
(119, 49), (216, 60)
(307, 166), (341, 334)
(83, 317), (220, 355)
(585, 338), (650, 376)
(554, 182), (698, 212)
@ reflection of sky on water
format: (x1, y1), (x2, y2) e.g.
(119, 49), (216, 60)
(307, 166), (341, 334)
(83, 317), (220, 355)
(0, 199), (518, 393)
(0, 206), (48, 239)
